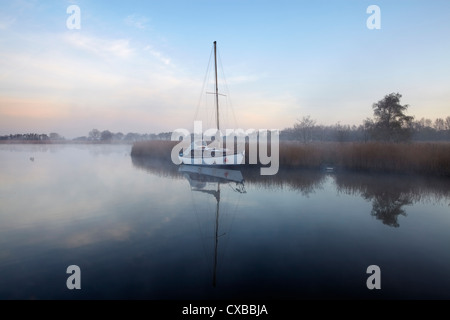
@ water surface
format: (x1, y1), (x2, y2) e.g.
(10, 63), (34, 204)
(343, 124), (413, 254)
(1, 144), (449, 299)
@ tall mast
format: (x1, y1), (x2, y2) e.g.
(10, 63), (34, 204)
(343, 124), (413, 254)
(214, 41), (219, 131)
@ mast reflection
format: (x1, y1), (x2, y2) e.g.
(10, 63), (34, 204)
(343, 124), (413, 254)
(179, 165), (246, 287)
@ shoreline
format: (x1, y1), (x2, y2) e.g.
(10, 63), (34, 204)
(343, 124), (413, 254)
(2, 139), (449, 177)
(130, 140), (450, 178)
(0, 140), (134, 145)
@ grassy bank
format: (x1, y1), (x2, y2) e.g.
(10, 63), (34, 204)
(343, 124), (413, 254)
(279, 141), (450, 177)
(131, 140), (450, 177)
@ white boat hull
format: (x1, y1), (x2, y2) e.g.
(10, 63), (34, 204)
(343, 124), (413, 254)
(178, 164), (244, 183)
(178, 151), (245, 166)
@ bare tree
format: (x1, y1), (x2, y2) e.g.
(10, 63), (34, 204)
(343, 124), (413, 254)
(434, 118), (445, 131)
(445, 116), (450, 131)
(88, 129), (101, 141)
(294, 115), (316, 143)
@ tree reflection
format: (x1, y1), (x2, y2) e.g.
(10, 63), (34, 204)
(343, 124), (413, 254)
(368, 191), (412, 228)
(240, 167), (326, 197)
(337, 174), (414, 227)
(131, 154), (450, 228)
(335, 172), (449, 228)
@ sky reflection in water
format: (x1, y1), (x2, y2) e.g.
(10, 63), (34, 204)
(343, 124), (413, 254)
(0, 144), (449, 299)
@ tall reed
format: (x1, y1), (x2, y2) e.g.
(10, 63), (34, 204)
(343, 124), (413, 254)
(131, 140), (450, 177)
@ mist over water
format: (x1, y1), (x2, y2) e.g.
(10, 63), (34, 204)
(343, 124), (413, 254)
(1, 144), (449, 299)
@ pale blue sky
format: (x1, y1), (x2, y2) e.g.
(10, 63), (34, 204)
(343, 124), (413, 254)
(1, 0), (449, 138)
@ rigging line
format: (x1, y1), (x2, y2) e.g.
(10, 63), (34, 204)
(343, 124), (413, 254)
(193, 45), (214, 126)
(218, 49), (239, 129)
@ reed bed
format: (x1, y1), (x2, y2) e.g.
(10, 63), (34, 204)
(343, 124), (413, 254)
(131, 140), (178, 159)
(131, 140), (450, 177)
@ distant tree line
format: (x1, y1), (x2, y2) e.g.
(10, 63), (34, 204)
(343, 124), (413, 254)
(1, 129), (173, 142)
(2, 93), (449, 144)
(0, 132), (64, 141)
(281, 93), (450, 143)
(73, 129), (173, 142)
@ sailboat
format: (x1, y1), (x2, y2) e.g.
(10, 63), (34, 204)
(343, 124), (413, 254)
(178, 41), (246, 166)
(179, 164), (246, 287)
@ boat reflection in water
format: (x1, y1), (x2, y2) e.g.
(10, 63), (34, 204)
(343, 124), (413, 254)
(178, 165), (246, 288)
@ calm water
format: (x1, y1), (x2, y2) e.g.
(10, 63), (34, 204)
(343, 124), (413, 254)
(1, 144), (450, 300)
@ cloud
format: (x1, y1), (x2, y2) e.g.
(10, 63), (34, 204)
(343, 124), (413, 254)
(0, 96), (71, 119)
(63, 33), (135, 59)
(143, 45), (172, 66)
(0, 16), (16, 29)
(124, 14), (149, 30)
(0, 29), (204, 137)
